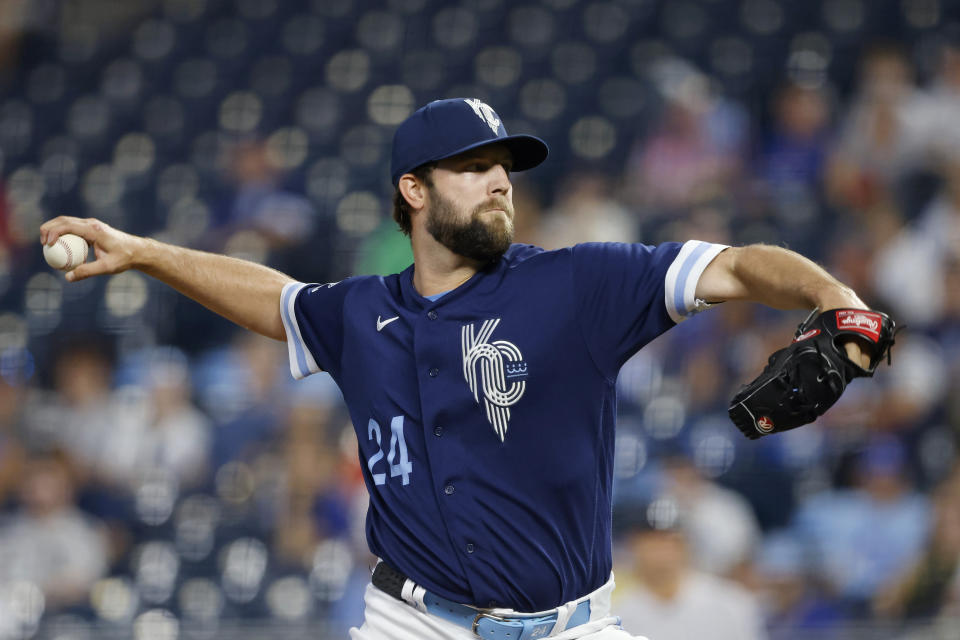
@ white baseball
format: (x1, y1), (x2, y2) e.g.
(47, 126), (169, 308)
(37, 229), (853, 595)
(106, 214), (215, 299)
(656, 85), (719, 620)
(43, 233), (89, 271)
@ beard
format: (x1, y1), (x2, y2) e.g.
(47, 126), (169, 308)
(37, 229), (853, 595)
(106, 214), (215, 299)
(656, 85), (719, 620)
(424, 187), (515, 263)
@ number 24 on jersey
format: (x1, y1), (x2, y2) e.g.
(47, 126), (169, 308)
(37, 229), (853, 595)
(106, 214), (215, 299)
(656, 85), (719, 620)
(367, 416), (413, 486)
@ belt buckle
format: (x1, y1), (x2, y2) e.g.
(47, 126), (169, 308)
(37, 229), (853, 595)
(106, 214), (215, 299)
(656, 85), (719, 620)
(473, 611), (556, 640)
(472, 610), (511, 635)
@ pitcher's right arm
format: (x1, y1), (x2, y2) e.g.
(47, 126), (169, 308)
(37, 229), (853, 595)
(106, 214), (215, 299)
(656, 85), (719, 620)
(40, 216), (294, 341)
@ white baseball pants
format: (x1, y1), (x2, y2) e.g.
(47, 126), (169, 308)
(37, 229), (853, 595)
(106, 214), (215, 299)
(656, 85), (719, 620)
(349, 574), (650, 640)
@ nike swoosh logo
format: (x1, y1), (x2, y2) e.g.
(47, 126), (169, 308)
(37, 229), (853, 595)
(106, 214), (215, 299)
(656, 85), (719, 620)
(376, 315), (399, 332)
(309, 281), (340, 293)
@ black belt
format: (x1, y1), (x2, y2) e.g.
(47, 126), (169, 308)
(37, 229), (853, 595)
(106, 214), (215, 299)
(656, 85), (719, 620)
(371, 560), (408, 600)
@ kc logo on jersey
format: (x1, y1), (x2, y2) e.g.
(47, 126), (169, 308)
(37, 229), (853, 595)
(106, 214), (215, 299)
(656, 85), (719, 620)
(461, 319), (528, 442)
(464, 98), (502, 135)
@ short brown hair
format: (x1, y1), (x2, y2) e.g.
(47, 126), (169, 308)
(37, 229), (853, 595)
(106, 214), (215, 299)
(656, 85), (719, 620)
(392, 162), (436, 236)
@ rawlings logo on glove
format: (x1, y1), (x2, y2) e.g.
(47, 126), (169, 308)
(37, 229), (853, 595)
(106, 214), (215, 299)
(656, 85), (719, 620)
(836, 309), (882, 340)
(728, 308), (898, 440)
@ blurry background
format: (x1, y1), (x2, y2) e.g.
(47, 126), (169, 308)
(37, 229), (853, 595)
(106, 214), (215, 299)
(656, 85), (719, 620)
(0, 0), (959, 638)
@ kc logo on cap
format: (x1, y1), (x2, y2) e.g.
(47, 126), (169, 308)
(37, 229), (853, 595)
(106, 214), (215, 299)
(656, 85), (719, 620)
(464, 98), (502, 135)
(390, 98), (549, 185)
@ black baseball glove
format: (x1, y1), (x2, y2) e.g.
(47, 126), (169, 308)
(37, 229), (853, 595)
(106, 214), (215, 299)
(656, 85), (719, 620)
(728, 308), (898, 439)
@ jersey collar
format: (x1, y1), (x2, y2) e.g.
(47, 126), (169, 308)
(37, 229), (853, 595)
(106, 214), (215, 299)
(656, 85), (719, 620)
(397, 248), (519, 309)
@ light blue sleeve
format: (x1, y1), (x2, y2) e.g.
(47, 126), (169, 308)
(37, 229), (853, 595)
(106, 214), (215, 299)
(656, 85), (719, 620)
(280, 282), (322, 380)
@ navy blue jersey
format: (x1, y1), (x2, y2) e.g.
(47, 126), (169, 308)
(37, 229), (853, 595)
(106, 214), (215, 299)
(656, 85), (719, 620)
(281, 240), (726, 612)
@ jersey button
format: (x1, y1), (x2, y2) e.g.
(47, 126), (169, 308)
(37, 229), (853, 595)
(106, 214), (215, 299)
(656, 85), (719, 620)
(428, 367), (439, 377)
(433, 426), (443, 437)
(444, 484), (455, 495)
(428, 310), (438, 320)
(465, 543), (475, 554)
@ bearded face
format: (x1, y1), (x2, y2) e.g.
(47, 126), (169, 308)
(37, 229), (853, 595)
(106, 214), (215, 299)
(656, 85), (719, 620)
(424, 184), (515, 263)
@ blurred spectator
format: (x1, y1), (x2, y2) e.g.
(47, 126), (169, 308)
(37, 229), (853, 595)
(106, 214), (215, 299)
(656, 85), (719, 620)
(935, 255), (960, 432)
(0, 449), (109, 610)
(822, 233), (880, 308)
(908, 27), (960, 168)
(207, 333), (289, 470)
(205, 138), (336, 287)
(215, 139), (317, 249)
(659, 452), (762, 577)
(0, 373), (26, 508)
(874, 464), (960, 621)
(0, 177), (9, 251)
(826, 43), (927, 216)
(38, 340), (211, 494)
(756, 81), (834, 255)
(273, 399), (348, 567)
(760, 82), (833, 194)
(99, 347), (210, 488)
(272, 390), (371, 635)
(751, 531), (845, 640)
(0, 0), (28, 72)
(39, 340), (132, 476)
(873, 153), (960, 327)
(657, 199), (736, 249)
(614, 497), (767, 640)
(792, 436), (932, 615)
(835, 332), (948, 437)
(625, 58), (749, 220)
(679, 346), (726, 419)
(537, 172), (636, 250)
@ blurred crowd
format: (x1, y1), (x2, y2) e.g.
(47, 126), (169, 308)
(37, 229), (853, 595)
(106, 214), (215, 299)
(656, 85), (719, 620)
(2, 1), (960, 639)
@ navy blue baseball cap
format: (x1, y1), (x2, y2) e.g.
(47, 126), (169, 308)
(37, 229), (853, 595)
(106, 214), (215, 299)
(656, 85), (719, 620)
(390, 98), (549, 185)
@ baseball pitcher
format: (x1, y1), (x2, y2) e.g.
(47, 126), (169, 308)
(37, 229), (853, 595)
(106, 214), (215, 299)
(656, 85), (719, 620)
(40, 98), (895, 640)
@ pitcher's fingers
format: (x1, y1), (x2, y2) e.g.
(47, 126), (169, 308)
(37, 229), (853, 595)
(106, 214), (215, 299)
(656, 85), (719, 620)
(40, 217), (102, 247)
(843, 341), (871, 369)
(40, 216), (83, 245)
(64, 258), (111, 283)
